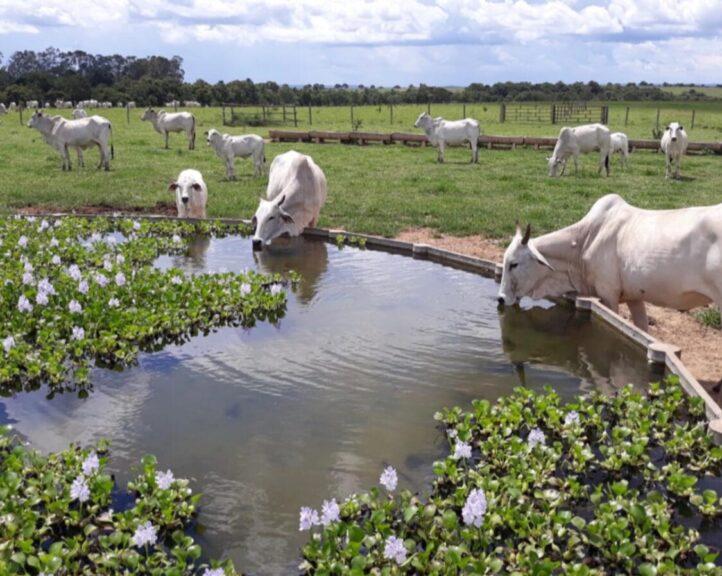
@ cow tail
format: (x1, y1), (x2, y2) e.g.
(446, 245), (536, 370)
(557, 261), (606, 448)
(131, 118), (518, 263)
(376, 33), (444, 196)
(605, 152), (610, 173)
(110, 123), (115, 160)
(192, 115), (196, 148)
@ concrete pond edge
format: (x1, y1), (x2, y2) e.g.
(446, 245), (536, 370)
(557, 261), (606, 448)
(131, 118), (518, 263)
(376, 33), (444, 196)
(20, 212), (722, 443)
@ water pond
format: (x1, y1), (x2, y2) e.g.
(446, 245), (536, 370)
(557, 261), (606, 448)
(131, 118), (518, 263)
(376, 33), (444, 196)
(1, 235), (655, 574)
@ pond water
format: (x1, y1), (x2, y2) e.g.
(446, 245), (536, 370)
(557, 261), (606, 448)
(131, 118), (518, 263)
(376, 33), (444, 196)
(0, 235), (655, 575)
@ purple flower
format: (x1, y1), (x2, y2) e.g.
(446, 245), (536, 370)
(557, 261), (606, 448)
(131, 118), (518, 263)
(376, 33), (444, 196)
(69, 300), (82, 313)
(36, 291), (49, 306)
(22, 272), (34, 285)
(23, 261), (33, 273)
(383, 535), (407, 565)
(172, 234), (182, 243)
(71, 326), (85, 341)
(564, 411), (580, 426)
(453, 441), (472, 460)
(50, 237), (60, 247)
(320, 498), (340, 526)
(108, 297), (120, 308)
(131, 521), (158, 548)
(115, 272), (126, 287)
(82, 452), (100, 475)
(51, 255), (61, 265)
(17, 295), (33, 313)
(78, 280), (89, 294)
(94, 273), (109, 288)
(70, 475), (90, 503)
(3, 336), (15, 354)
(171, 275), (183, 285)
(527, 428), (546, 449)
(380, 466), (398, 492)
(240, 283), (251, 295)
(38, 278), (56, 295)
(462, 488), (487, 527)
(155, 469), (175, 490)
(132, 220), (141, 231)
(68, 264), (82, 281)
(299, 506), (320, 531)
(202, 570), (225, 576)
(18, 236), (28, 248)
(116, 254), (125, 264)
(270, 283), (283, 296)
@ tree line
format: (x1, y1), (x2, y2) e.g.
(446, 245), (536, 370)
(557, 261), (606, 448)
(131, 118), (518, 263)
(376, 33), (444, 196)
(0, 47), (715, 107)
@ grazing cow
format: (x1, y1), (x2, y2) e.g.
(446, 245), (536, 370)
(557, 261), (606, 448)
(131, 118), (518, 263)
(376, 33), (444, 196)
(26, 100), (39, 109)
(610, 132), (629, 168)
(661, 122), (688, 179)
(0, 103), (6, 115)
(141, 108), (196, 150)
(28, 111), (113, 171)
(185, 101), (202, 107)
(169, 169), (208, 219)
(414, 112), (480, 163)
(251, 151), (327, 250)
(206, 128), (265, 178)
(497, 194), (722, 331)
(548, 123), (611, 177)
(72, 108), (88, 119)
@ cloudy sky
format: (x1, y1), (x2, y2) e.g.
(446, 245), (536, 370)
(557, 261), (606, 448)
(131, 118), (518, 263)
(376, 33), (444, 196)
(0, 0), (720, 85)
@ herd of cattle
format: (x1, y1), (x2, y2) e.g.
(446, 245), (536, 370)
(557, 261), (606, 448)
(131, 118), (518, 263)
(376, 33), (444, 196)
(15, 104), (719, 329)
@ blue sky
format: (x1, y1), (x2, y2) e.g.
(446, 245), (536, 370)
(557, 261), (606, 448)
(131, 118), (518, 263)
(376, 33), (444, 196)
(0, 0), (720, 85)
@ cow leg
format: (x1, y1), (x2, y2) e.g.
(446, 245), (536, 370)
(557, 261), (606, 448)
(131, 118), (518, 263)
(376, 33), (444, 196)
(573, 156), (579, 176)
(471, 141), (478, 164)
(63, 145), (72, 171)
(77, 149), (84, 168)
(227, 158), (235, 180)
(437, 142), (445, 163)
(164, 132), (169, 149)
(665, 156), (670, 179)
(627, 301), (649, 331)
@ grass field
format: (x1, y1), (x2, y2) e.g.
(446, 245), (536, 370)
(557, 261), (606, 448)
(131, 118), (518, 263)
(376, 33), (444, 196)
(661, 85), (722, 99)
(1, 103), (721, 239)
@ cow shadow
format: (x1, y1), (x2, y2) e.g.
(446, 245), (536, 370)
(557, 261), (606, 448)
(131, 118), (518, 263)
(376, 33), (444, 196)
(253, 237), (329, 305)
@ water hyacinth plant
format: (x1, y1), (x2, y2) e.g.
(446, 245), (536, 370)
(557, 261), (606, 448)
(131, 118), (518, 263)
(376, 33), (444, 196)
(0, 426), (235, 575)
(0, 216), (288, 394)
(300, 378), (722, 573)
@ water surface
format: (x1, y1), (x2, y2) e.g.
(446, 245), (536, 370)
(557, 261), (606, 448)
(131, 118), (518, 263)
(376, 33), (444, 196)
(1, 235), (653, 574)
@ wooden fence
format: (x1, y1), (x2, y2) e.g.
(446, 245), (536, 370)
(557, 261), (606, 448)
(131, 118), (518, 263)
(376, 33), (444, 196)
(268, 129), (722, 154)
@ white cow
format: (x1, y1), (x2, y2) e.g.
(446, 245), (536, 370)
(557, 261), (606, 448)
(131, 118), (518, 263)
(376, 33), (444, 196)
(28, 111), (113, 171)
(28, 112), (87, 168)
(251, 151), (327, 250)
(206, 129), (265, 179)
(185, 101), (201, 107)
(9, 102), (17, 111)
(497, 194), (722, 331)
(141, 108), (196, 150)
(0, 103), (6, 115)
(548, 123), (611, 177)
(169, 169), (208, 219)
(661, 122), (688, 179)
(414, 112), (480, 163)
(72, 108), (88, 119)
(127, 101), (136, 109)
(26, 100), (39, 109)
(610, 132), (629, 168)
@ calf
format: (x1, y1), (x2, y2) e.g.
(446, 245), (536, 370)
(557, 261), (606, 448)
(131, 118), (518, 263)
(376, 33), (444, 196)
(610, 132), (629, 168)
(660, 122), (688, 179)
(206, 129), (265, 178)
(169, 169), (208, 219)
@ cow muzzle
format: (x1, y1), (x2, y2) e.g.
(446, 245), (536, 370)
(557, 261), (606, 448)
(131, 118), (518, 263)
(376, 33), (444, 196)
(252, 238), (263, 251)
(181, 196), (189, 204)
(671, 137), (677, 142)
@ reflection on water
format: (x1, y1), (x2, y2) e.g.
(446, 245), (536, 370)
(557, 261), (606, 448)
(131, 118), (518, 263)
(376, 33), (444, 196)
(0, 235), (652, 575)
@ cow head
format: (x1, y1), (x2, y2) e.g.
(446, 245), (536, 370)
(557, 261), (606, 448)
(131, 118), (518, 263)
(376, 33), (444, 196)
(666, 122), (685, 143)
(414, 112), (432, 130)
(251, 194), (295, 250)
(141, 108), (157, 122)
(497, 224), (555, 307)
(547, 155), (565, 177)
(169, 179), (203, 208)
(205, 128), (222, 147)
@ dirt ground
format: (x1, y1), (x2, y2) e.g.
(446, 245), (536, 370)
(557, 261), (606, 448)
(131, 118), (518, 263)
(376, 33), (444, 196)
(397, 227), (722, 398)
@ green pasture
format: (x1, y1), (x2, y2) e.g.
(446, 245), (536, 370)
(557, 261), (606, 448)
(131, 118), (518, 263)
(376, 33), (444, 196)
(0, 104), (721, 238)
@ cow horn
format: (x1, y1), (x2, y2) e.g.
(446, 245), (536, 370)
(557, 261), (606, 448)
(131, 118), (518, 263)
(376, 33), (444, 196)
(521, 224), (531, 245)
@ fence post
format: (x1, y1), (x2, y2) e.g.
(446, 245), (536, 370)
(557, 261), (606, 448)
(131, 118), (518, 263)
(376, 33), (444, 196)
(350, 104), (354, 129)
(691, 109), (696, 129)
(293, 106), (297, 127)
(282, 105), (287, 122)
(655, 108), (660, 130)
(19, 107), (23, 126)
(308, 105), (312, 126)
(126, 104), (130, 124)
(499, 103), (506, 123)
(551, 104), (556, 124)
(463, 103), (466, 118)
(624, 106), (630, 126)
(427, 102), (431, 114)
(602, 106), (609, 125)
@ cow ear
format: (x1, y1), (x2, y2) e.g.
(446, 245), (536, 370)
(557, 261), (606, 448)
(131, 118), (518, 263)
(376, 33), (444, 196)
(280, 211), (295, 224)
(521, 224), (531, 245)
(191, 183), (202, 191)
(277, 194), (286, 207)
(168, 181), (179, 191)
(514, 220), (522, 238)
(529, 241), (554, 271)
